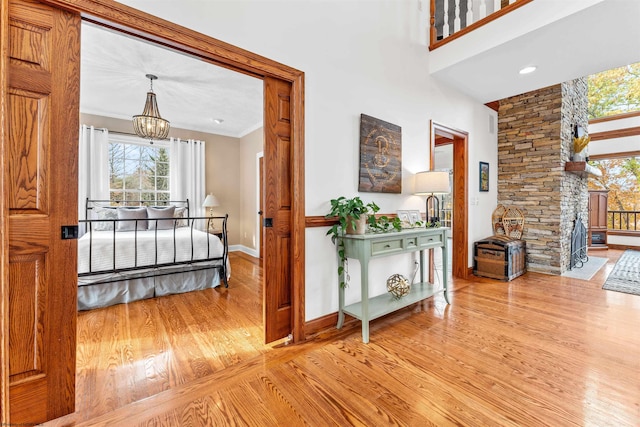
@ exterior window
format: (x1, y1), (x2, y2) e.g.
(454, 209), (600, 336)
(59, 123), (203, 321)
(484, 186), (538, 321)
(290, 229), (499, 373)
(588, 61), (640, 119)
(589, 156), (640, 230)
(109, 139), (170, 205)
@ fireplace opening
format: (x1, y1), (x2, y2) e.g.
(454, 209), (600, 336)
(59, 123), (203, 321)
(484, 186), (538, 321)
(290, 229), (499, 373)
(570, 216), (588, 270)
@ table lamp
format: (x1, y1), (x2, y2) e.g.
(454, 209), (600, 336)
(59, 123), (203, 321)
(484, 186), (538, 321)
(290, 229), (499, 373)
(202, 193), (220, 217)
(413, 171), (451, 226)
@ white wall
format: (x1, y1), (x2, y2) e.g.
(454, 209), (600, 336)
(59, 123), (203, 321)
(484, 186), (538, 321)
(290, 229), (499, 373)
(119, 0), (498, 321)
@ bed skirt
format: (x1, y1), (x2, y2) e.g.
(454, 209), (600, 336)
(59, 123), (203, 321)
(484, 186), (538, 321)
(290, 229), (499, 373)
(78, 265), (223, 310)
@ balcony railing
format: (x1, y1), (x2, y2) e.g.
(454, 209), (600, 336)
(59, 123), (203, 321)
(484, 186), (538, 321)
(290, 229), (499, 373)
(429, 0), (533, 50)
(609, 210), (640, 231)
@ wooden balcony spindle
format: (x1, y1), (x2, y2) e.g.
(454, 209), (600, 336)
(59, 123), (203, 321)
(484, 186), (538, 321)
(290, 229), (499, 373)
(454, 0), (461, 32)
(493, 0), (501, 13)
(430, 0), (437, 45)
(466, 0), (474, 26)
(443, 0), (450, 38)
(479, 0), (487, 19)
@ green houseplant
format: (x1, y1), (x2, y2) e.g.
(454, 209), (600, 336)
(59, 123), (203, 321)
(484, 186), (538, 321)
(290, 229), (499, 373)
(325, 196), (380, 287)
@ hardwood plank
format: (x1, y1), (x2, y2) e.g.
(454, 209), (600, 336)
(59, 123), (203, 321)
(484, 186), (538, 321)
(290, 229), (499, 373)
(46, 250), (640, 426)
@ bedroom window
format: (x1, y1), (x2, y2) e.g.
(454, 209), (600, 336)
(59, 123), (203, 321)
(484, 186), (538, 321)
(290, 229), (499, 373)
(109, 137), (170, 205)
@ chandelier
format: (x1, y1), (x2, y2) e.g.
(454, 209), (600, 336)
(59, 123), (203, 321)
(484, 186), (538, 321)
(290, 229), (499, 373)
(132, 74), (170, 141)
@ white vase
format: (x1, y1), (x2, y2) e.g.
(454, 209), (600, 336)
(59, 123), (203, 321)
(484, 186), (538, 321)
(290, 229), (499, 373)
(573, 151), (586, 161)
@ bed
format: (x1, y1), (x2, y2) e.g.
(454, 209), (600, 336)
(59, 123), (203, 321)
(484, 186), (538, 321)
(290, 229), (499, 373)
(77, 199), (229, 310)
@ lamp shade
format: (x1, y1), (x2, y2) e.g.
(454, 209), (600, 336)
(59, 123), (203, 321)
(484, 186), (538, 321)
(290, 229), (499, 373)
(202, 194), (220, 208)
(413, 171), (450, 195)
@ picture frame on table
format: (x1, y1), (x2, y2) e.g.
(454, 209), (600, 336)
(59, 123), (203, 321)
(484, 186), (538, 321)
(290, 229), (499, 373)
(397, 210), (411, 228)
(408, 210), (421, 225)
(479, 161), (489, 192)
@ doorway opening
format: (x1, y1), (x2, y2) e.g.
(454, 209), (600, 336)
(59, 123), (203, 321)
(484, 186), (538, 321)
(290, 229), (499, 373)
(431, 121), (469, 278)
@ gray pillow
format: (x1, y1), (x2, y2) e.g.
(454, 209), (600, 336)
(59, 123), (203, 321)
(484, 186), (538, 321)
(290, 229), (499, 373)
(174, 206), (188, 227)
(147, 206), (176, 230)
(92, 207), (117, 231)
(117, 207), (148, 231)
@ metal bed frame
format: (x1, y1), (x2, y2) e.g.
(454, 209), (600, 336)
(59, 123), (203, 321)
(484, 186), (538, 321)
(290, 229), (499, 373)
(79, 198), (229, 287)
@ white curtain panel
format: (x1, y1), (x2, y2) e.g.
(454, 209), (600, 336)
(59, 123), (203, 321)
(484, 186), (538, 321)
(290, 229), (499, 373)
(170, 138), (206, 220)
(78, 125), (110, 221)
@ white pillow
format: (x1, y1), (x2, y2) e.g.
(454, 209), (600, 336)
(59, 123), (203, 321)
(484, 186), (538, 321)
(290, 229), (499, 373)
(117, 207), (148, 231)
(92, 207), (117, 231)
(147, 206), (176, 230)
(174, 206), (189, 227)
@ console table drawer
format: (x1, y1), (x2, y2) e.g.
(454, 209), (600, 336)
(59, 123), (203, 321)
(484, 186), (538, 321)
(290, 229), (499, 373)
(371, 239), (403, 255)
(418, 233), (443, 248)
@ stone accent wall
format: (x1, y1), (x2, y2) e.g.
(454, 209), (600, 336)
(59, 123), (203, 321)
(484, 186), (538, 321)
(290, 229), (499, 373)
(560, 79), (589, 272)
(497, 79), (588, 274)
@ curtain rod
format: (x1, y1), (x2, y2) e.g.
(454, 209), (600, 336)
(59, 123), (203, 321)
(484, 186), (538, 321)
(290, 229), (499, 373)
(90, 127), (194, 143)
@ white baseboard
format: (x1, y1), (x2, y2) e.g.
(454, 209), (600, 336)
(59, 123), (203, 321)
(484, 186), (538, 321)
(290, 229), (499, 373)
(229, 244), (258, 258)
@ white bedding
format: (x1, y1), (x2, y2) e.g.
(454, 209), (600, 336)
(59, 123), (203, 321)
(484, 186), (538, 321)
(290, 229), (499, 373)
(78, 227), (225, 274)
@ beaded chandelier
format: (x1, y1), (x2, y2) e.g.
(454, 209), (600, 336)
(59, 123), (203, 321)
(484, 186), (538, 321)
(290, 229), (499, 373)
(132, 74), (170, 141)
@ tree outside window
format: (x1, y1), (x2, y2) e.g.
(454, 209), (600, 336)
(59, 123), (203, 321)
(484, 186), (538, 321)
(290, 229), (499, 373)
(109, 142), (170, 205)
(587, 62), (640, 231)
(588, 62), (640, 119)
(588, 157), (640, 230)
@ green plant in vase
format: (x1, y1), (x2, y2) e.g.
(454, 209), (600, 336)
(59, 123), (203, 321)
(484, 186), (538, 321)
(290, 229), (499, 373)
(325, 196), (379, 287)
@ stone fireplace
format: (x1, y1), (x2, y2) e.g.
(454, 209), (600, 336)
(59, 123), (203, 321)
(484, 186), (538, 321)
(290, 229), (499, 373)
(497, 78), (589, 275)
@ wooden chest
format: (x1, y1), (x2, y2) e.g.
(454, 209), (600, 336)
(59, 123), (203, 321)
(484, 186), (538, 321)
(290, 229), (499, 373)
(474, 236), (526, 281)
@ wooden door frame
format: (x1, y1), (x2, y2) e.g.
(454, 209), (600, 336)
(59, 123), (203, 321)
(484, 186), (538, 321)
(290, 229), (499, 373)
(1, 0), (306, 420)
(0, 1), (9, 423)
(430, 121), (468, 278)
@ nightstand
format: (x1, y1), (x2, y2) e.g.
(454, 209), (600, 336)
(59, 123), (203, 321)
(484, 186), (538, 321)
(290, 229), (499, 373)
(208, 228), (223, 239)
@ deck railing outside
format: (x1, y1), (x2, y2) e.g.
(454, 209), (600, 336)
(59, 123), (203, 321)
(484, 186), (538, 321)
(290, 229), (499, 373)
(430, 0), (533, 50)
(609, 210), (640, 231)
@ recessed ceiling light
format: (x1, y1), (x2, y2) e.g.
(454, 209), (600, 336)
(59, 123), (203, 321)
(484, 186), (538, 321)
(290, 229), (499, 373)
(212, 118), (224, 125)
(519, 66), (537, 75)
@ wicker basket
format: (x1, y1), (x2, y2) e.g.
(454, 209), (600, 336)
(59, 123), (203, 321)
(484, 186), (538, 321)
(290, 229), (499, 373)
(492, 204), (507, 236)
(502, 207), (525, 239)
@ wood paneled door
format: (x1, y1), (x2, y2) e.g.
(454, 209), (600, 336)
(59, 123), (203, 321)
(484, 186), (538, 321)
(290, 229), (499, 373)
(1, 0), (305, 423)
(263, 77), (293, 343)
(4, 0), (80, 424)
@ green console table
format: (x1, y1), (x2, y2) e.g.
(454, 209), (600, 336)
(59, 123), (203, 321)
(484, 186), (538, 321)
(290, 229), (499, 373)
(336, 227), (449, 343)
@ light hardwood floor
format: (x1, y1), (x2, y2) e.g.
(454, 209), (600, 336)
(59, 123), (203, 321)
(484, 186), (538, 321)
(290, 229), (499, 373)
(47, 250), (640, 426)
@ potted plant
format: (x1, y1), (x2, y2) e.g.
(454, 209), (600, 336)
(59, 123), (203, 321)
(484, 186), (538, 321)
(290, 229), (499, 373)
(325, 196), (379, 238)
(325, 196), (379, 287)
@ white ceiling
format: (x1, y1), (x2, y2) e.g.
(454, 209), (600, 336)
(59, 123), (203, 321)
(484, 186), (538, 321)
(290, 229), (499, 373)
(81, 0), (640, 136)
(80, 22), (263, 138)
(429, 0), (640, 104)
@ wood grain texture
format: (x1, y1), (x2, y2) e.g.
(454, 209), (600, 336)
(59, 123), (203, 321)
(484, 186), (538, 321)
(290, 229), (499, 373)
(590, 126), (640, 141)
(7, 1), (79, 423)
(63, 253), (270, 423)
(432, 121), (469, 279)
(1, 0), (10, 421)
(264, 77), (293, 343)
(43, 0), (301, 81)
(1, 2), (308, 421)
(589, 110), (640, 124)
(45, 250), (640, 427)
(2, 0), (80, 424)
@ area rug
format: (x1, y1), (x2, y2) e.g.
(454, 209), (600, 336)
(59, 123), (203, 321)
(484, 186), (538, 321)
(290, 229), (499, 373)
(562, 257), (608, 281)
(602, 250), (640, 296)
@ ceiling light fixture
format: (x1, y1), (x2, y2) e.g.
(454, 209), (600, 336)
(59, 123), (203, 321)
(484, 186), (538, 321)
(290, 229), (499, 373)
(132, 74), (170, 141)
(519, 66), (537, 75)
(212, 118), (224, 125)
